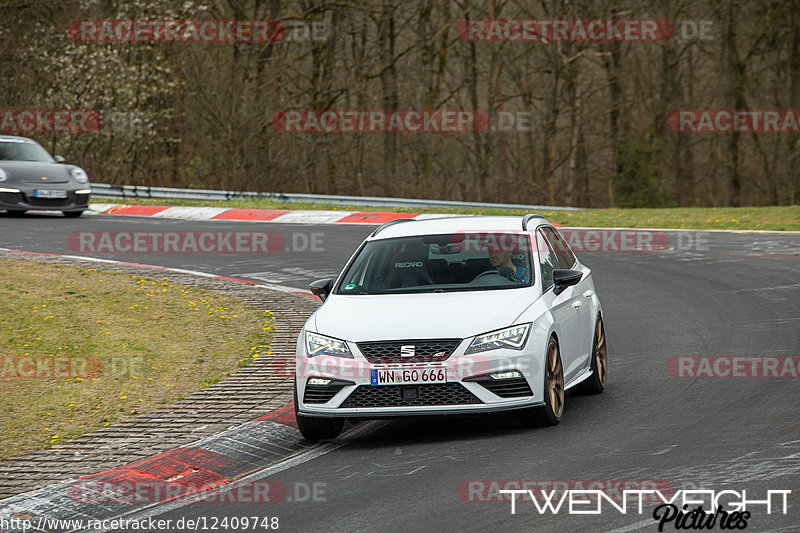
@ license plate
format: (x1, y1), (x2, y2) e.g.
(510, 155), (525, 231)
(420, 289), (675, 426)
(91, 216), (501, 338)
(34, 189), (67, 199)
(370, 366), (446, 385)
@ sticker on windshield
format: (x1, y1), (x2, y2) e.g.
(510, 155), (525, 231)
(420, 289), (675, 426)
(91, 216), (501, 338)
(344, 283), (356, 290)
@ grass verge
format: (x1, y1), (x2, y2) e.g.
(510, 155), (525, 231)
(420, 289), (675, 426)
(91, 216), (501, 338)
(94, 198), (800, 231)
(0, 258), (273, 461)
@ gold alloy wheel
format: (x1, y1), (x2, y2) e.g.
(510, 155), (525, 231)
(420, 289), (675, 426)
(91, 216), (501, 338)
(546, 341), (564, 418)
(595, 319), (608, 386)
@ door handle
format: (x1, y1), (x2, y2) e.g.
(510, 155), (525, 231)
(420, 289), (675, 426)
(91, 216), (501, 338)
(583, 290), (595, 299)
(572, 301), (583, 309)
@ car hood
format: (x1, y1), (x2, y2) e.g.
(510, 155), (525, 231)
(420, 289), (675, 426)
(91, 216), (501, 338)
(0, 161), (72, 184)
(312, 289), (537, 342)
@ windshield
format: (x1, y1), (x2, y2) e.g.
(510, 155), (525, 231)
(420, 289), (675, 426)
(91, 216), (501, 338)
(0, 139), (55, 162)
(336, 232), (534, 295)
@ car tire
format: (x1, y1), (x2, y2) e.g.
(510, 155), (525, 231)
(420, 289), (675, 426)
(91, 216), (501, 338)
(6, 210), (26, 217)
(572, 316), (607, 395)
(63, 210), (84, 218)
(294, 384), (344, 441)
(518, 337), (564, 428)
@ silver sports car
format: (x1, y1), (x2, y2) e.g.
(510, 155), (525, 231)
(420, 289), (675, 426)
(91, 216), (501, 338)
(0, 135), (91, 217)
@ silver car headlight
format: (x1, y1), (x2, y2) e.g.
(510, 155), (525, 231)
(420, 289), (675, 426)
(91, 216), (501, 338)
(70, 167), (89, 183)
(305, 332), (352, 358)
(0, 168), (7, 182)
(465, 323), (531, 354)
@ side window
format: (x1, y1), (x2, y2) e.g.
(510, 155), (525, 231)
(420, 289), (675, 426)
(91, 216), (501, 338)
(536, 230), (558, 291)
(544, 227), (576, 269)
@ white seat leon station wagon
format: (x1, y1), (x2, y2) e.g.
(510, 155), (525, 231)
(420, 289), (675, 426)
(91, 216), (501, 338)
(294, 214), (607, 440)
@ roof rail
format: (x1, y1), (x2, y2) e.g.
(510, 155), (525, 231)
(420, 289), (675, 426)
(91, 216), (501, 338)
(522, 213), (544, 230)
(370, 218), (415, 237)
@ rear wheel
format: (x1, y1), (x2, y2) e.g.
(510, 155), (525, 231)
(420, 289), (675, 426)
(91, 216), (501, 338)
(518, 337), (564, 427)
(6, 210), (26, 217)
(63, 210), (84, 218)
(294, 384), (344, 441)
(573, 316), (607, 395)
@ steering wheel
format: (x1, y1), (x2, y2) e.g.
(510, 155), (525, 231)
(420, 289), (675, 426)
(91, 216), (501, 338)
(473, 270), (499, 281)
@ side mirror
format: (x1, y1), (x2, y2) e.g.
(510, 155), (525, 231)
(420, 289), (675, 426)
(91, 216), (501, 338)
(553, 269), (583, 295)
(309, 278), (334, 302)
(54, 155), (66, 163)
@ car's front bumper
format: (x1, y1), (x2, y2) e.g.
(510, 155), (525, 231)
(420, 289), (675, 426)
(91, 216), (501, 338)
(295, 341), (546, 419)
(297, 400), (545, 419)
(0, 186), (90, 212)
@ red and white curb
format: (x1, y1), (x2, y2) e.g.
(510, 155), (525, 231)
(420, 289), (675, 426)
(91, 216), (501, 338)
(0, 407), (330, 533)
(79, 204), (800, 234)
(87, 203), (463, 225)
(0, 403), (374, 533)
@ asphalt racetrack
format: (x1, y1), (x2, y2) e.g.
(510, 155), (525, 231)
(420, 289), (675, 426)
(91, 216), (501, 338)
(2, 212), (799, 532)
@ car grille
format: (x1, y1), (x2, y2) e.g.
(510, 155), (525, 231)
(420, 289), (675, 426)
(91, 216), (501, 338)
(357, 339), (461, 364)
(470, 376), (533, 398)
(340, 383), (482, 408)
(303, 382), (349, 404)
(0, 191), (23, 205)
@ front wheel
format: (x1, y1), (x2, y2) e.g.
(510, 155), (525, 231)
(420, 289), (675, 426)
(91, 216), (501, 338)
(518, 337), (564, 427)
(63, 210), (84, 218)
(294, 385), (344, 441)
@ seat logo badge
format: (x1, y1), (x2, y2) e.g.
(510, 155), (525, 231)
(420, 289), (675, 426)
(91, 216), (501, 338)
(400, 345), (415, 357)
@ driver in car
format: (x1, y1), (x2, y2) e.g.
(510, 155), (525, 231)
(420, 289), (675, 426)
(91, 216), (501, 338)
(487, 240), (529, 283)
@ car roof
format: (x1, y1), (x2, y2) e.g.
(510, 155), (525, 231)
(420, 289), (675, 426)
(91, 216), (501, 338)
(0, 135), (34, 142)
(369, 215), (551, 240)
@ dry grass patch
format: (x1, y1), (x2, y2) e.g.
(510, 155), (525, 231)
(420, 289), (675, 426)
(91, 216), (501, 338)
(0, 259), (273, 460)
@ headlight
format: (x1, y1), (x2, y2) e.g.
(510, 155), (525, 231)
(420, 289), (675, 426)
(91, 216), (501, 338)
(465, 324), (531, 354)
(305, 332), (352, 358)
(70, 167), (89, 183)
(0, 168), (7, 182)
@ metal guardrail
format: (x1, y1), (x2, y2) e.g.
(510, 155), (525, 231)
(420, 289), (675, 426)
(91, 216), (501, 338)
(90, 183), (579, 211)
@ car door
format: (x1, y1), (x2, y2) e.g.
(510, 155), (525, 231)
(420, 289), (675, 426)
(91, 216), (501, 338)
(543, 227), (595, 369)
(536, 229), (584, 383)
